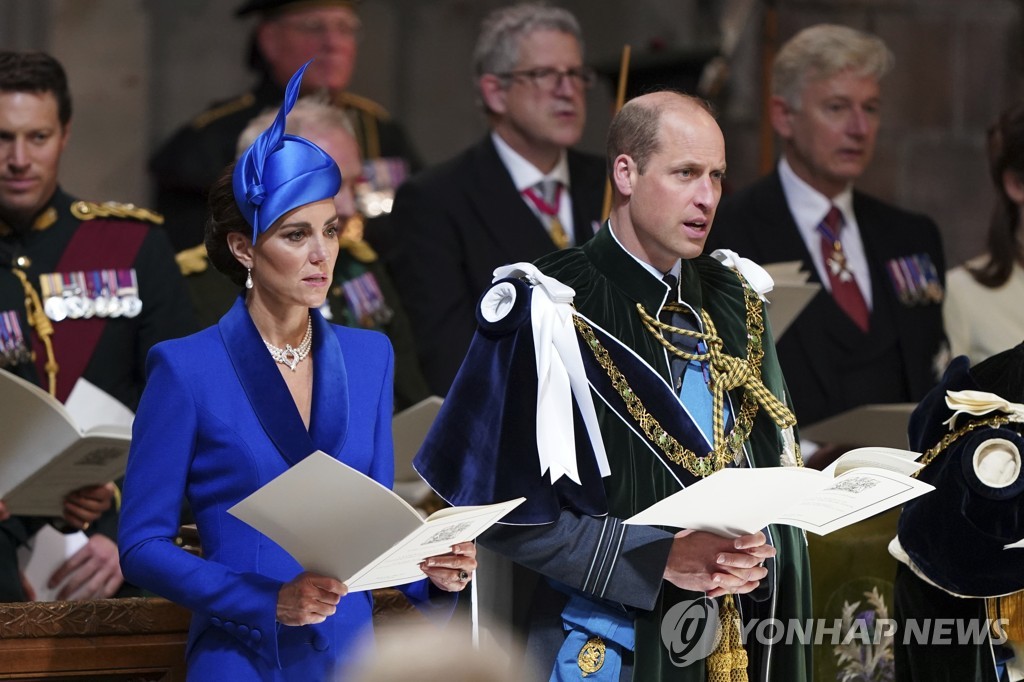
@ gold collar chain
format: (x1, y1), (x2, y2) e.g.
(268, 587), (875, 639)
(574, 273), (796, 477)
(913, 414), (1013, 476)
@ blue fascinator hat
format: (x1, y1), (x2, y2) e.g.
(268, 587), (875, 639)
(233, 60), (342, 242)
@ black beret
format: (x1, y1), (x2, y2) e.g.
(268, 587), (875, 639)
(235, 0), (358, 18)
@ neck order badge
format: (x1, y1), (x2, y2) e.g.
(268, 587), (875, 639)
(817, 206), (870, 332)
(522, 179), (569, 249)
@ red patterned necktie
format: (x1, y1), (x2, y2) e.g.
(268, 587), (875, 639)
(522, 180), (569, 249)
(818, 206), (870, 332)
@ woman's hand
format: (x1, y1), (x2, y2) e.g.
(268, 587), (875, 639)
(420, 541), (477, 592)
(277, 571), (347, 626)
(62, 483), (115, 529)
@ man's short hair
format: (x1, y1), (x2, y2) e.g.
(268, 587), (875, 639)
(236, 93), (355, 157)
(0, 51), (72, 126)
(773, 24), (894, 109)
(473, 3), (584, 81)
(606, 91), (714, 177)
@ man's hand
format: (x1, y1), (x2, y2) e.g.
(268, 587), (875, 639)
(663, 529), (775, 598)
(62, 483), (115, 529)
(277, 572), (347, 626)
(49, 534), (124, 600)
(420, 541), (477, 592)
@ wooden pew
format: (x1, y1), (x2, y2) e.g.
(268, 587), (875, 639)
(0, 590), (418, 680)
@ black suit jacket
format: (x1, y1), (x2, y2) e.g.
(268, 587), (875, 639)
(389, 135), (606, 395)
(707, 171), (946, 427)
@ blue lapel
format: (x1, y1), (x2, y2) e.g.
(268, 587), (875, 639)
(219, 297), (348, 467)
(308, 309), (348, 455)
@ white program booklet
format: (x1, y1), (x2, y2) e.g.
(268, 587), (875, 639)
(0, 372), (131, 516)
(625, 447), (934, 537)
(17, 524), (89, 601)
(228, 451), (524, 592)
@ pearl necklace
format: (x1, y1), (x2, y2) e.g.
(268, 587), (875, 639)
(264, 316), (313, 371)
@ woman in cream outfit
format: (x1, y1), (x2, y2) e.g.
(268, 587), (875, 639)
(944, 103), (1024, 363)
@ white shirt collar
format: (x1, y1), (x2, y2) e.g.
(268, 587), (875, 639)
(777, 155), (855, 231)
(491, 131), (570, 192)
(777, 156), (872, 305)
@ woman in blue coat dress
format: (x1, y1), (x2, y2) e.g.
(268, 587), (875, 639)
(117, 63), (476, 680)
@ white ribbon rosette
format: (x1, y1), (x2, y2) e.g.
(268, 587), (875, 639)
(490, 263), (610, 485)
(710, 249), (775, 301)
(943, 390), (1024, 430)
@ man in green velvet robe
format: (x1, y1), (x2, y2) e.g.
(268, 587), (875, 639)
(416, 92), (812, 681)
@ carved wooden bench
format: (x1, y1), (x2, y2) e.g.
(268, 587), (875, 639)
(0, 590), (417, 680)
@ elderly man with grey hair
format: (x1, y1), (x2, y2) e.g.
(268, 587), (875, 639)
(708, 24), (946, 453)
(388, 2), (606, 397)
(708, 24), (948, 681)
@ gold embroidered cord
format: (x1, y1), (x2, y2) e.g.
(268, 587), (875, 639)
(913, 415), (1011, 475)
(636, 303), (795, 451)
(572, 271), (797, 477)
(707, 594), (748, 682)
(11, 268), (59, 396)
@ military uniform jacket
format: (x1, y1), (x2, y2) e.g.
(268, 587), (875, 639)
(0, 187), (195, 600)
(707, 172), (947, 426)
(149, 78), (421, 252)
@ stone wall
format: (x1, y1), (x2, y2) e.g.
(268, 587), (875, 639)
(2, 0), (1021, 266)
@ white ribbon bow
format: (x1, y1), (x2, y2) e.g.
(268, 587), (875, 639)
(943, 389), (1024, 430)
(709, 249), (774, 301)
(491, 263), (610, 485)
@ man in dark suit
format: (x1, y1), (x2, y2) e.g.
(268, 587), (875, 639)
(707, 28), (948, 680)
(389, 3), (605, 396)
(707, 24), (946, 450)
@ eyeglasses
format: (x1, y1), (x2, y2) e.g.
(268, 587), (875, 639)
(277, 16), (361, 40)
(497, 66), (597, 91)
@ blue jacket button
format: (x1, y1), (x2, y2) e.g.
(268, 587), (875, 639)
(238, 624), (249, 636)
(224, 620), (236, 632)
(311, 632), (329, 651)
(250, 628), (262, 643)
(211, 617), (222, 627)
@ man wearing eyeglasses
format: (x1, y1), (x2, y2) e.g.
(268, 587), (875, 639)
(389, 3), (605, 397)
(149, 0), (421, 257)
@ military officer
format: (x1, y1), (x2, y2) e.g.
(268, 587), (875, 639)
(1, 50), (195, 601)
(149, 0), (420, 254)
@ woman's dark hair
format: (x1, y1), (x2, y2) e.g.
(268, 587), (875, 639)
(970, 102), (1024, 288)
(204, 162), (250, 287)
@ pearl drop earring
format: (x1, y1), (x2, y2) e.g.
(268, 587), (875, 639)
(245, 267), (253, 290)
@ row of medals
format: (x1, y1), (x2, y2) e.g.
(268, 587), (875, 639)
(40, 270), (143, 322)
(0, 310), (31, 367)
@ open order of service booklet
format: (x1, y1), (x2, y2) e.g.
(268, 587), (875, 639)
(228, 451), (524, 592)
(0, 371), (132, 516)
(625, 447), (934, 536)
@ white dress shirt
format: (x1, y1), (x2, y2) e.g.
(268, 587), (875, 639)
(492, 131), (575, 244)
(778, 156), (873, 308)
